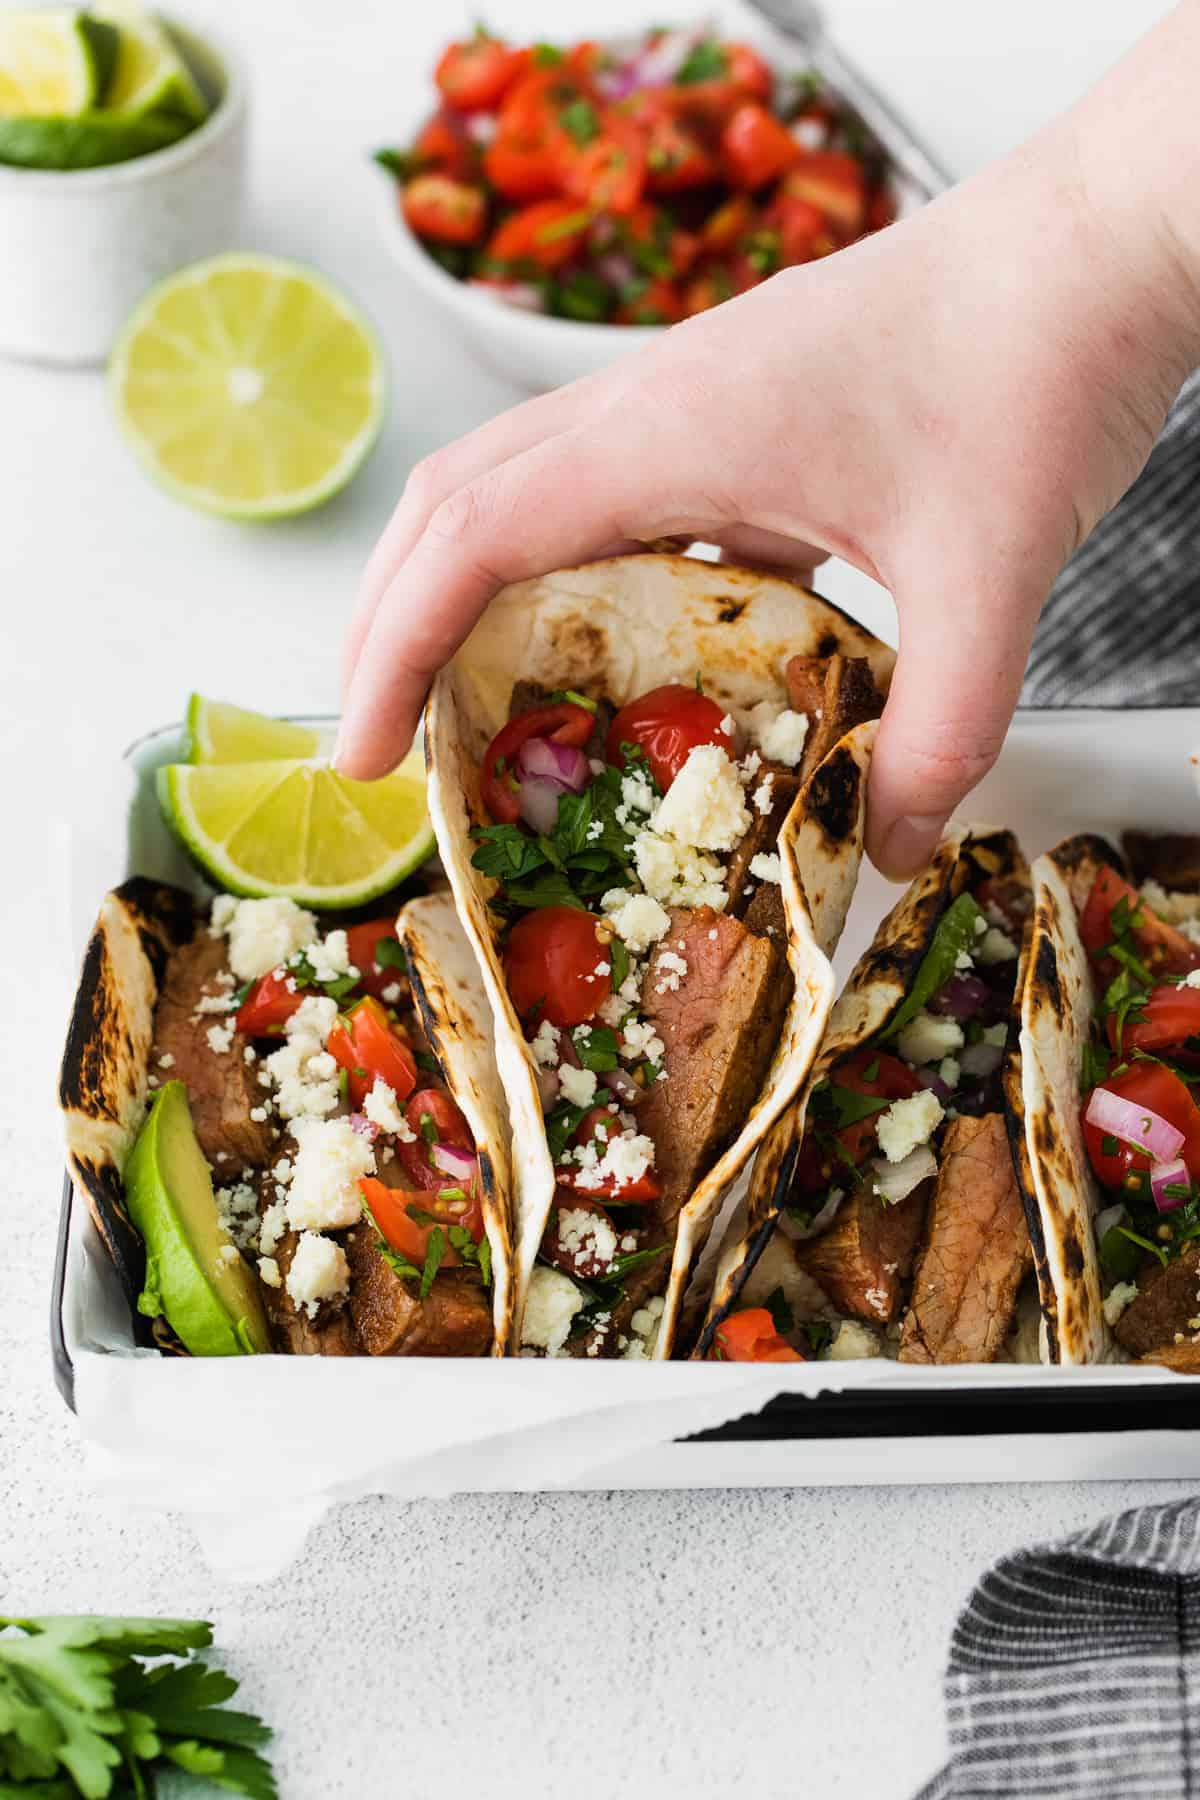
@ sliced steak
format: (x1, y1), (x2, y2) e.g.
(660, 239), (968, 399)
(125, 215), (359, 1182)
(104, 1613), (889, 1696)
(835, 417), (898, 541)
(898, 1112), (1031, 1364)
(795, 1182), (928, 1323)
(725, 766), (802, 921)
(1122, 831), (1200, 894)
(262, 1230), (361, 1357)
(1114, 1246), (1200, 1359)
(638, 907), (789, 1220)
(786, 653), (884, 785)
(151, 932), (275, 1173)
(345, 1227), (492, 1356)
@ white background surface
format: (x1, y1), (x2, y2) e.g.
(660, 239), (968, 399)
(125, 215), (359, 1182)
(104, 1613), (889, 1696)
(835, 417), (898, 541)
(2, 1), (1191, 1795)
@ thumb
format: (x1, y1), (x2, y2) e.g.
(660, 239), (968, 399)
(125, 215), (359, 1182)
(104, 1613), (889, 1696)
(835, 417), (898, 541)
(866, 563), (1044, 878)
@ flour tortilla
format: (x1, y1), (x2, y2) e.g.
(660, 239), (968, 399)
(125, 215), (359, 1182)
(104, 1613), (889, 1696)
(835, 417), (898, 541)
(58, 879), (517, 1353)
(423, 552), (895, 1358)
(694, 827), (1028, 1353)
(1007, 835), (1125, 1364)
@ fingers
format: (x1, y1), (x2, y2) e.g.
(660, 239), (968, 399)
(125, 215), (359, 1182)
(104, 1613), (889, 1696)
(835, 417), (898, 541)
(336, 414), (728, 778)
(866, 563), (1044, 879)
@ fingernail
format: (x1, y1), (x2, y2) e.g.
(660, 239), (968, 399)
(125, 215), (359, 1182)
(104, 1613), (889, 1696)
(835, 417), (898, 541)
(878, 814), (945, 880)
(331, 720), (351, 773)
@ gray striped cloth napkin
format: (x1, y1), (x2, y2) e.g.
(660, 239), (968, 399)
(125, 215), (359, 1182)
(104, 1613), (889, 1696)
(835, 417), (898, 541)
(916, 374), (1199, 1800)
(916, 1496), (1200, 1799)
(1022, 366), (1200, 706)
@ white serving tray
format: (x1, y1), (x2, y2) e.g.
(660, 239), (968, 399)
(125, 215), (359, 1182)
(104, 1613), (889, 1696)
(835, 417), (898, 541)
(53, 710), (1200, 1577)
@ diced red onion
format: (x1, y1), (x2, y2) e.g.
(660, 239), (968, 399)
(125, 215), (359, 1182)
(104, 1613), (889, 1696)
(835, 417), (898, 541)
(468, 280), (546, 314)
(431, 1142), (478, 1182)
(633, 26), (704, 86)
(465, 113), (497, 144)
(348, 1113), (378, 1141)
(601, 1067), (644, 1107)
(595, 251), (637, 290)
(914, 1069), (952, 1104)
(929, 974), (989, 1019)
(588, 214), (619, 253)
(1150, 1157), (1191, 1213)
(535, 1066), (559, 1112)
(518, 775), (563, 834)
(960, 1041), (1004, 1079)
(517, 735), (590, 792)
(1085, 1087), (1185, 1164)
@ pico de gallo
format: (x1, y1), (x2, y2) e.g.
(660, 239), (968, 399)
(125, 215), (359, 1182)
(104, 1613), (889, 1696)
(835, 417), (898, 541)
(711, 839), (1033, 1363)
(473, 656), (883, 1358)
(376, 24), (898, 325)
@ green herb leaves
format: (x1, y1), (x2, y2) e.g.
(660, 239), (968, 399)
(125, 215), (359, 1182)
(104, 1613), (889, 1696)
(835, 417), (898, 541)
(0, 1616), (275, 1798)
(472, 763), (638, 913)
(572, 1024), (619, 1072)
(885, 892), (986, 1041)
(675, 39), (727, 83)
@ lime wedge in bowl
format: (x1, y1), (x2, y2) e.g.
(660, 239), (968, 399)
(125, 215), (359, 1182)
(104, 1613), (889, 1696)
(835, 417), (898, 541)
(108, 254), (387, 520)
(0, 107), (186, 168)
(156, 748), (435, 909)
(185, 694), (328, 764)
(94, 0), (208, 122)
(0, 9), (119, 116)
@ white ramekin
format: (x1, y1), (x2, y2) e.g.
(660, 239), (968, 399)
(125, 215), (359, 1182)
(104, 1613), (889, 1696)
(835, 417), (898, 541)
(0, 20), (246, 367)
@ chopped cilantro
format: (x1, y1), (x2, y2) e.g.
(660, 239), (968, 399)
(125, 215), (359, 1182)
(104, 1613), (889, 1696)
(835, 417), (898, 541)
(537, 204), (592, 243)
(1101, 1134), (1118, 1156)
(553, 269), (612, 322)
(545, 1100), (592, 1163)
(415, 1049), (440, 1073)
(363, 1196), (423, 1284)
(545, 687), (597, 711)
(1117, 1223), (1169, 1269)
(610, 935), (631, 993)
(231, 978), (254, 1007)
(559, 98), (600, 144)
(374, 937), (406, 971)
(472, 763), (638, 913)
(818, 1083), (892, 1131)
(802, 1321), (833, 1354)
(1080, 1038), (1111, 1093)
(419, 1113), (439, 1145)
(532, 41), (563, 65)
(675, 39), (727, 83)
(1098, 1219), (1141, 1282)
(861, 1057), (880, 1083)
(884, 892), (987, 1041)
(373, 145), (417, 179)
(573, 1024), (620, 1072)
(420, 1227), (446, 1299)
(337, 1067), (349, 1102)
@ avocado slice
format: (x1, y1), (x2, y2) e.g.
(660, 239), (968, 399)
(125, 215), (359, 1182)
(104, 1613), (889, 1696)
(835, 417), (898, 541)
(124, 1080), (271, 1356)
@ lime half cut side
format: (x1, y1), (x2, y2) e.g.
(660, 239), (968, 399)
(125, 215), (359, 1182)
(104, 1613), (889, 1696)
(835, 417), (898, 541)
(94, 0), (208, 121)
(0, 10), (118, 116)
(109, 255), (387, 520)
(185, 694), (327, 764)
(157, 748), (434, 908)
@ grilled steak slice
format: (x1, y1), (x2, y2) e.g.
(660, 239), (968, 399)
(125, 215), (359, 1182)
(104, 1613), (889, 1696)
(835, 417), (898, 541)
(1122, 831), (1200, 894)
(345, 1227), (492, 1355)
(795, 1182), (928, 1323)
(725, 767), (802, 921)
(639, 908), (789, 1220)
(262, 1230), (361, 1356)
(898, 1113), (1030, 1364)
(151, 932), (275, 1172)
(1114, 1246), (1200, 1359)
(786, 653), (884, 785)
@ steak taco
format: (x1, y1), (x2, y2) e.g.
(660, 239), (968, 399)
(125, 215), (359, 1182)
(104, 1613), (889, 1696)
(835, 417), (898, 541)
(698, 827), (1036, 1365)
(59, 881), (514, 1357)
(1010, 831), (1200, 1370)
(424, 552), (895, 1360)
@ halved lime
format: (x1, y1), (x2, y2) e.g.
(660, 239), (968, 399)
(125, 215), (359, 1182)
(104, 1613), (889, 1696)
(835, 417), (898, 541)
(108, 254), (387, 520)
(0, 106), (185, 168)
(0, 10), (119, 116)
(185, 694), (328, 764)
(94, 1), (208, 122)
(156, 747), (435, 908)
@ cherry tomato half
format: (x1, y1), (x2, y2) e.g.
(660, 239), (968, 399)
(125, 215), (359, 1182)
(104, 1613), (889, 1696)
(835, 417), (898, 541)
(327, 997), (417, 1112)
(794, 1048), (923, 1193)
(344, 918), (404, 1003)
(1107, 983), (1200, 1058)
(402, 173), (488, 245)
(644, 113), (718, 194)
(559, 117), (646, 213)
(713, 1308), (804, 1362)
(781, 152), (868, 238)
(1082, 1059), (1200, 1193)
(486, 198), (591, 270)
(721, 102), (799, 190)
(606, 683), (732, 790)
(413, 109), (477, 181)
(397, 1087), (475, 1190)
(503, 907), (612, 1028)
(1080, 866), (1200, 981)
(553, 1105), (662, 1202)
(480, 699), (594, 824)
(236, 970), (303, 1037)
(434, 36), (528, 113)
(358, 1177), (483, 1268)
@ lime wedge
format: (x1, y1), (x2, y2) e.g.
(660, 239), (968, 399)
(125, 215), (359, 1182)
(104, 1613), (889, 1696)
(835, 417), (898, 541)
(185, 694), (327, 764)
(0, 10), (119, 116)
(93, 1), (208, 121)
(156, 747), (435, 908)
(0, 106), (185, 168)
(108, 254), (387, 520)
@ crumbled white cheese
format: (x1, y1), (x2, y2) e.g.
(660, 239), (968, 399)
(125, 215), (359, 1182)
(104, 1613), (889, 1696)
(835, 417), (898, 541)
(876, 1089), (944, 1163)
(982, 1022), (1008, 1048)
(558, 1063), (598, 1109)
(259, 1198), (288, 1256)
(264, 994), (340, 1121)
(719, 713), (736, 738)
(896, 1010), (964, 1067)
(214, 1181), (259, 1251)
(633, 832), (727, 911)
(614, 769), (657, 829)
(217, 1243), (241, 1268)
(381, 981), (402, 1004)
(822, 1320), (881, 1361)
(157, 1052), (175, 1069)
(954, 948), (974, 972)
(363, 1079), (416, 1140)
(1140, 881), (1200, 925)
(250, 1104), (271, 1124)
(600, 888), (671, 954)
(653, 948), (688, 996)
(749, 852), (782, 885)
(622, 1293), (666, 1360)
(978, 926), (1018, 965)
(575, 1128), (655, 1193)
(1103, 1280), (1138, 1326)
(219, 896), (318, 982)
(285, 1231), (350, 1316)
(302, 928), (358, 984)
(530, 1019), (561, 1067)
(192, 991), (237, 1016)
(752, 777), (774, 816)
(557, 1206), (618, 1270)
(521, 1265), (585, 1356)
(620, 1018), (665, 1065)
(756, 705), (810, 768)
(243, 1045), (257, 1064)
(209, 893), (237, 934)
(652, 744), (750, 851)
(1183, 970), (1200, 991)
(286, 1117), (375, 1231)
(257, 1255), (281, 1288)
(938, 1056), (961, 1089)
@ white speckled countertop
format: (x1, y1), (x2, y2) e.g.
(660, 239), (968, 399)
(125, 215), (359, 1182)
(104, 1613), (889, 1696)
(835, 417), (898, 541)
(2, 1), (1191, 1794)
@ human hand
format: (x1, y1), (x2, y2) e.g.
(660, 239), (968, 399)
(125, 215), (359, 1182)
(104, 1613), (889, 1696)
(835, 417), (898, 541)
(338, 12), (1200, 877)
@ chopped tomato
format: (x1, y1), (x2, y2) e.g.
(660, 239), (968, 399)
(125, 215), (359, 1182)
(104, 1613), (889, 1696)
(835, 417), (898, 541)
(721, 102), (799, 190)
(344, 917), (404, 1003)
(645, 114), (718, 193)
(503, 907), (612, 1028)
(552, 1105), (663, 1203)
(867, 188), (897, 233)
(542, 1193), (622, 1280)
(1107, 983), (1200, 1058)
(713, 1307), (804, 1362)
(783, 151), (868, 237)
(435, 36), (528, 113)
(480, 699), (594, 824)
(235, 970), (303, 1037)
(483, 130), (560, 201)
(413, 109), (476, 180)
(615, 277), (684, 325)
(682, 264), (733, 315)
(327, 996), (417, 1112)
(559, 116), (646, 213)
(701, 194), (753, 253)
(359, 1177), (483, 1268)
(487, 198), (591, 269)
(618, 204), (698, 277)
(397, 1086), (475, 1190)
(795, 1048), (923, 1192)
(497, 66), (572, 138)
(671, 41), (773, 126)
(606, 682), (734, 790)
(761, 192), (833, 265)
(402, 173), (487, 245)
(565, 41), (605, 85)
(1082, 1059), (1200, 1193)
(1079, 866), (1200, 981)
